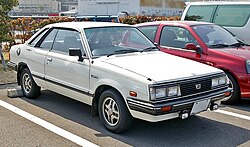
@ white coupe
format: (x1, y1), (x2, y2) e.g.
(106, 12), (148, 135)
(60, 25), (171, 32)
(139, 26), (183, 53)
(9, 22), (232, 133)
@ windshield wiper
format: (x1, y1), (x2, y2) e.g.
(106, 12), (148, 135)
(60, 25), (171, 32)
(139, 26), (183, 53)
(141, 46), (159, 52)
(107, 49), (139, 57)
(209, 44), (229, 48)
(229, 42), (244, 47)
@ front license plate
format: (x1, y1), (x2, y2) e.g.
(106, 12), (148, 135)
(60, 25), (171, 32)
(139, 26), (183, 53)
(190, 99), (210, 115)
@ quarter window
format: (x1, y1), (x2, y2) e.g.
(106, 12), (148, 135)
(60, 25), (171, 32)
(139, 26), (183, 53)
(28, 28), (48, 47)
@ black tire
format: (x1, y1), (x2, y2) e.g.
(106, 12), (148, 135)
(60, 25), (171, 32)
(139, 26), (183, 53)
(98, 89), (133, 133)
(222, 73), (240, 104)
(20, 68), (41, 99)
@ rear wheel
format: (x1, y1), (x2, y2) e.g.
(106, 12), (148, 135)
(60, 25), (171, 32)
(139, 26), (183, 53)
(20, 68), (41, 99)
(98, 89), (133, 133)
(222, 73), (240, 104)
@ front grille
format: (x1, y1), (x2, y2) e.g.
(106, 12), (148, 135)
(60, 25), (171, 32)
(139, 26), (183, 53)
(149, 72), (227, 102)
(180, 78), (211, 97)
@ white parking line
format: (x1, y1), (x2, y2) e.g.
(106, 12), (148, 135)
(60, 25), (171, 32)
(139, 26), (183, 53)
(215, 109), (250, 121)
(0, 100), (99, 147)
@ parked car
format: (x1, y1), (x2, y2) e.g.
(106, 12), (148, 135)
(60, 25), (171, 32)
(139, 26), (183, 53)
(136, 21), (250, 104)
(75, 15), (119, 22)
(181, 2), (250, 45)
(8, 22), (231, 133)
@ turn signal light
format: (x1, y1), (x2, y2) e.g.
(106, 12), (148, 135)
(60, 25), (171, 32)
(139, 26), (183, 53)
(129, 91), (137, 97)
(161, 106), (172, 112)
(225, 91), (231, 97)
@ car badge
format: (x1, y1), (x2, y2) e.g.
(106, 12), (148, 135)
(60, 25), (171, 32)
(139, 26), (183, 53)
(195, 84), (201, 90)
(16, 48), (21, 56)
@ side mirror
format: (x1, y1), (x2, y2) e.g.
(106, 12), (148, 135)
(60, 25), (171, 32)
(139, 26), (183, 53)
(69, 48), (83, 62)
(185, 43), (202, 54)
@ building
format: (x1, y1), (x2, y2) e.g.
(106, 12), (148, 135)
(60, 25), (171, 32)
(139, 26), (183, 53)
(186, 0), (249, 1)
(78, 0), (185, 16)
(58, 0), (78, 11)
(10, 0), (60, 16)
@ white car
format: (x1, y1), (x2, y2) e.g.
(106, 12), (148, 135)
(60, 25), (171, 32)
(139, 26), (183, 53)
(9, 22), (231, 133)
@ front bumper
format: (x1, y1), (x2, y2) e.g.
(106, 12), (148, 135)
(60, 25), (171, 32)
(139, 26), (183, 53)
(127, 88), (232, 122)
(7, 61), (17, 71)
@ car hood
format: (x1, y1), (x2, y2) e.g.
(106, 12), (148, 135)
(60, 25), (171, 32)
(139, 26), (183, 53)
(218, 46), (250, 59)
(101, 51), (221, 82)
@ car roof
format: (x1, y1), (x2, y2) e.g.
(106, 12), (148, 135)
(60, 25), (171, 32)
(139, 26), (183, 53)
(45, 22), (130, 30)
(136, 21), (213, 27)
(186, 1), (250, 5)
(76, 15), (118, 18)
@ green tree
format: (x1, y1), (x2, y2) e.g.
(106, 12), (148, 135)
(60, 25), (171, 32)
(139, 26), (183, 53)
(0, 0), (18, 16)
(0, 0), (18, 69)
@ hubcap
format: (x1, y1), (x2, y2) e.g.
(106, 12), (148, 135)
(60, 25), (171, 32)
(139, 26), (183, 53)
(102, 97), (119, 126)
(22, 73), (32, 94)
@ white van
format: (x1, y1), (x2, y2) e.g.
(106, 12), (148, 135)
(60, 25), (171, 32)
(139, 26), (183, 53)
(181, 2), (250, 45)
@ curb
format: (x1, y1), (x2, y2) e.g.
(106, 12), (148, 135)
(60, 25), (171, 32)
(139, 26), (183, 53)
(7, 86), (23, 98)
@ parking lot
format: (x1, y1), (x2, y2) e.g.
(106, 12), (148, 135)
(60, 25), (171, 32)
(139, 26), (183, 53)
(0, 83), (249, 147)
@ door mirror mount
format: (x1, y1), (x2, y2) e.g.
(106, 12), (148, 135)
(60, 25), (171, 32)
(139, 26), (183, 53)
(185, 43), (202, 54)
(69, 48), (83, 62)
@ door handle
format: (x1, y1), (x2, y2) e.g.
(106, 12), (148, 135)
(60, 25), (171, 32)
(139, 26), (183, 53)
(47, 58), (52, 62)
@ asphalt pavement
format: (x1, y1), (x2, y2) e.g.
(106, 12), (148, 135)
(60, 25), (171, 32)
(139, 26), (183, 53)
(0, 84), (249, 147)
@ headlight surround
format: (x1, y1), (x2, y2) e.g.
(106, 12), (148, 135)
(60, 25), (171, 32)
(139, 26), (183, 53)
(150, 85), (181, 100)
(246, 60), (250, 74)
(212, 75), (227, 88)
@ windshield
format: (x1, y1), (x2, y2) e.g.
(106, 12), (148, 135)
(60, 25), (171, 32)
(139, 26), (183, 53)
(84, 27), (156, 57)
(192, 24), (240, 49)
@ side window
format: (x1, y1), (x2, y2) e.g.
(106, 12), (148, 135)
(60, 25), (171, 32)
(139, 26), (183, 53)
(138, 26), (158, 42)
(28, 28), (49, 47)
(52, 29), (84, 54)
(185, 5), (217, 22)
(160, 26), (197, 49)
(214, 5), (250, 27)
(39, 29), (58, 49)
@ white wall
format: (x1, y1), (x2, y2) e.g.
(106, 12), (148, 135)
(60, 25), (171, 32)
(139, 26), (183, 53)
(78, 0), (140, 15)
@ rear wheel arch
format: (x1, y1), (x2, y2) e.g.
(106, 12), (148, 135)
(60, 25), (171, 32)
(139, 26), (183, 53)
(17, 62), (29, 85)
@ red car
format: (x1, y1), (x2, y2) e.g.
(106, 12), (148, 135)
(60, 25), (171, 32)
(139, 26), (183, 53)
(136, 21), (250, 104)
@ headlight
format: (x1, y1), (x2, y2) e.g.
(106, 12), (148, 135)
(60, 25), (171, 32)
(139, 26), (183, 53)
(150, 87), (166, 100)
(212, 75), (227, 88)
(150, 85), (181, 100)
(246, 60), (250, 74)
(167, 85), (181, 97)
(219, 76), (227, 85)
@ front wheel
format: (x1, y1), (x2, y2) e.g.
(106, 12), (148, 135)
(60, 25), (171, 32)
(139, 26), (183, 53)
(20, 68), (41, 99)
(98, 89), (133, 133)
(222, 73), (240, 104)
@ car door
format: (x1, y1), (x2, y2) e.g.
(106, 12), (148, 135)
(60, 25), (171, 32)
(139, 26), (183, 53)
(25, 28), (55, 87)
(44, 28), (91, 104)
(158, 25), (207, 63)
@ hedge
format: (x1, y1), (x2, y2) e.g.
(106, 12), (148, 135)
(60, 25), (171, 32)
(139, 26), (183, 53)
(3, 15), (180, 51)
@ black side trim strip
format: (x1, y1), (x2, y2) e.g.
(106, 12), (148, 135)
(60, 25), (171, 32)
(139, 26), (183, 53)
(32, 74), (94, 97)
